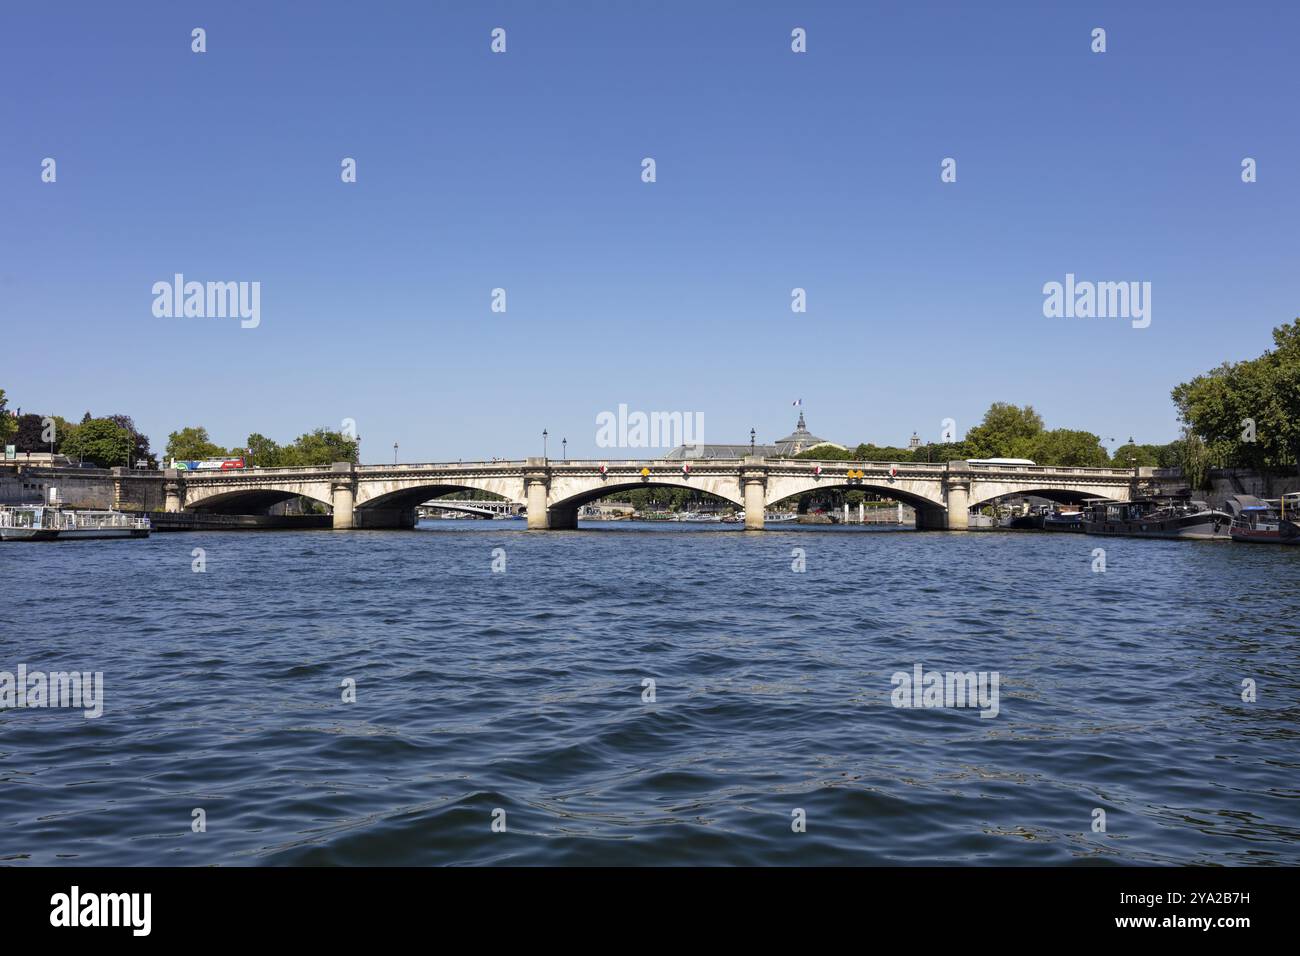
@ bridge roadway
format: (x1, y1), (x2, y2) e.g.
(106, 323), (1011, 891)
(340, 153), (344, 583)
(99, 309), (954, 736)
(163, 457), (1138, 531)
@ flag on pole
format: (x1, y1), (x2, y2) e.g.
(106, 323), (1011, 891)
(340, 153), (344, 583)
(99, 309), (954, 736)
(792, 398), (802, 407)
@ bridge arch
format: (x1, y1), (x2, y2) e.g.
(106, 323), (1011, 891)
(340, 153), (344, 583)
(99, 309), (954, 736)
(768, 480), (943, 510)
(966, 483), (1124, 510)
(766, 480), (947, 527)
(354, 480), (526, 529)
(358, 483), (522, 512)
(548, 478), (744, 514)
(184, 485), (333, 514)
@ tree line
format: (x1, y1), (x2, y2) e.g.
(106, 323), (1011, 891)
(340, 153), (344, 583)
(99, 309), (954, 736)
(164, 426), (359, 468)
(0, 392), (357, 469)
(1171, 318), (1300, 476)
(789, 318), (1300, 482)
(796, 402), (1187, 469)
(0, 396), (153, 468)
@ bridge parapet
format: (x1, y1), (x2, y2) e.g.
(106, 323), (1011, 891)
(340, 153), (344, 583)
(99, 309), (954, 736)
(966, 463), (1135, 478)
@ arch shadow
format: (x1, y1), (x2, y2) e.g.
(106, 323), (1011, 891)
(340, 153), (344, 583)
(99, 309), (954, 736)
(188, 488), (332, 515)
(359, 484), (522, 513)
(969, 488), (1113, 510)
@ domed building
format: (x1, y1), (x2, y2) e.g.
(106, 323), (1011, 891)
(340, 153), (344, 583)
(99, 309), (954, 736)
(665, 411), (846, 459)
(772, 411), (842, 456)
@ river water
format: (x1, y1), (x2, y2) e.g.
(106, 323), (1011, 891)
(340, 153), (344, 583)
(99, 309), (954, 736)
(2, 522), (1297, 865)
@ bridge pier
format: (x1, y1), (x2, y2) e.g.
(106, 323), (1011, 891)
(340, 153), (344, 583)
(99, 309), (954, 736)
(164, 471), (184, 513)
(742, 457), (767, 530)
(331, 463), (356, 530)
(525, 460), (551, 530)
(944, 461), (971, 531)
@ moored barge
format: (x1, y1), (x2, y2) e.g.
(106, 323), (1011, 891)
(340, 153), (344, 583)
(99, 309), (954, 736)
(0, 505), (151, 541)
(1082, 495), (1230, 540)
(1226, 493), (1300, 545)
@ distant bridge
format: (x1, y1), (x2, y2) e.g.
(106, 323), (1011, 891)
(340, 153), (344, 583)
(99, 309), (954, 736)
(417, 498), (522, 518)
(162, 457), (1140, 530)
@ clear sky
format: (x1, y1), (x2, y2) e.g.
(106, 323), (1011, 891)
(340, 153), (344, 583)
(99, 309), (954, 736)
(2, 1), (1296, 462)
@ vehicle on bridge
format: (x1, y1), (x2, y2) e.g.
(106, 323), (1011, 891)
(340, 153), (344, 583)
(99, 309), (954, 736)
(171, 457), (246, 471)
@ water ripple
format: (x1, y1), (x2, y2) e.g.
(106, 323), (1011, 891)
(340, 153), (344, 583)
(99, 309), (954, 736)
(1, 523), (1297, 864)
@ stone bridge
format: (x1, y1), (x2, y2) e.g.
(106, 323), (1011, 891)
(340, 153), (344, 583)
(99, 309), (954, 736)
(164, 457), (1137, 530)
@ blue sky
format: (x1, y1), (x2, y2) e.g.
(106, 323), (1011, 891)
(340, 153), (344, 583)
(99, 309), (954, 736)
(2, 1), (1296, 462)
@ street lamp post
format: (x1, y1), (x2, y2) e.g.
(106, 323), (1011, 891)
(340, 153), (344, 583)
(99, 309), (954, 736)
(542, 429), (548, 461)
(749, 428), (756, 456)
(562, 437), (567, 461)
(393, 442), (398, 465)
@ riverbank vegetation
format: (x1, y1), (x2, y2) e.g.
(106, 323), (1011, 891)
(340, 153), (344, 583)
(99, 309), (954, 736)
(0, 400), (154, 469)
(798, 402), (1120, 467)
(165, 426), (359, 467)
(0, 391), (359, 469)
(1172, 318), (1300, 473)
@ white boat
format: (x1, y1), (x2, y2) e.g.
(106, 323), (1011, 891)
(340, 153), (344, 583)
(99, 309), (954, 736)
(0, 504), (151, 541)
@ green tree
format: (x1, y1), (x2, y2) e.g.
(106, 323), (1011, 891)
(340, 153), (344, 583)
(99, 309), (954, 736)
(1172, 318), (1300, 471)
(282, 427), (359, 466)
(14, 414), (53, 452)
(165, 426), (227, 463)
(0, 389), (14, 446)
(1173, 427), (1213, 490)
(1112, 442), (1159, 467)
(964, 403), (1044, 459)
(854, 443), (917, 461)
(61, 418), (133, 467)
(795, 445), (853, 461)
(1025, 429), (1109, 466)
(910, 441), (970, 463)
(1110, 442), (1181, 468)
(104, 414), (153, 467)
(244, 432), (286, 468)
(51, 417), (77, 452)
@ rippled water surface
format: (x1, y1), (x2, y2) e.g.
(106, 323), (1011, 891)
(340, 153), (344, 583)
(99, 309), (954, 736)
(2, 522), (1297, 865)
